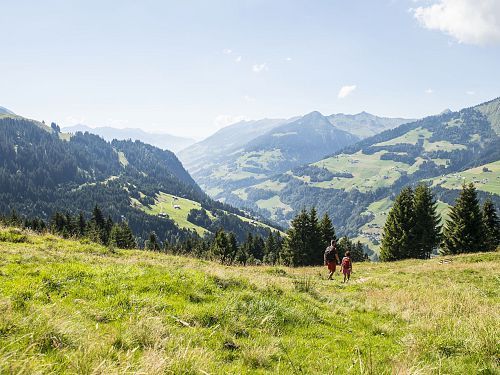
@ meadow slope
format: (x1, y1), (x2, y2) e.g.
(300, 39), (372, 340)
(0, 227), (498, 374)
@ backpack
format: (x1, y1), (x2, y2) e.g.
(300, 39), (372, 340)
(324, 246), (337, 262)
(342, 257), (351, 269)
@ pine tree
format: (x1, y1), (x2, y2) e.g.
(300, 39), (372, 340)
(281, 209), (310, 266)
(227, 232), (239, 264)
(319, 213), (337, 250)
(352, 241), (368, 262)
(442, 183), (486, 254)
(146, 232), (160, 251)
(211, 229), (232, 264)
(109, 222), (136, 249)
(482, 199), (500, 251)
(306, 207), (323, 265)
(77, 212), (86, 237)
(412, 184), (441, 259)
(380, 187), (415, 261)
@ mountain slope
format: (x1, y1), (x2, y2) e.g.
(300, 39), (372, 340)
(178, 118), (288, 174)
(0, 106), (15, 115)
(327, 112), (413, 138)
(230, 98), (500, 252)
(62, 124), (195, 152)
(0, 116), (279, 243)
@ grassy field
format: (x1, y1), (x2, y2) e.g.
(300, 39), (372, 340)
(134, 192), (279, 236)
(134, 192), (210, 236)
(311, 151), (409, 192)
(428, 161), (500, 196)
(0, 227), (498, 374)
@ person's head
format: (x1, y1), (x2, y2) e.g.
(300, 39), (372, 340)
(345, 251), (351, 257)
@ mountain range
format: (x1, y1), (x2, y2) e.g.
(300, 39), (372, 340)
(62, 124), (195, 152)
(178, 111), (413, 201)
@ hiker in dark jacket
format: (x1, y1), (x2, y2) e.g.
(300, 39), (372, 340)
(324, 240), (340, 280)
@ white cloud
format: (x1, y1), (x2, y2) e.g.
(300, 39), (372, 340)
(412, 0), (500, 45)
(425, 88), (434, 94)
(285, 57), (292, 61)
(337, 85), (357, 99)
(244, 95), (256, 102)
(252, 63), (268, 73)
(235, 56), (242, 63)
(466, 90), (476, 95)
(214, 114), (248, 129)
(223, 48), (232, 55)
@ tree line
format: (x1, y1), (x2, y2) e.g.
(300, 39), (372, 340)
(380, 183), (499, 261)
(2, 204), (367, 267)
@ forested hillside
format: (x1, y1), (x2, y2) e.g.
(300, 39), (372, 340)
(0, 116), (278, 244)
(224, 98), (500, 253)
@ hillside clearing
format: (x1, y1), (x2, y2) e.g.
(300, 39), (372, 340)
(0, 228), (498, 374)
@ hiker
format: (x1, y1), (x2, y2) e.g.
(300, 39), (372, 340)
(324, 240), (339, 280)
(341, 251), (352, 283)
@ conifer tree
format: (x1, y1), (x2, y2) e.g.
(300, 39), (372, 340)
(211, 229), (232, 264)
(482, 199), (500, 251)
(380, 187), (415, 261)
(227, 232), (239, 264)
(412, 184), (441, 259)
(282, 209), (310, 266)
(146, 232), (160, 251)
(319, 213), (337, 249)
(442, 183), (486, 254)
(306, 207), (323, 265)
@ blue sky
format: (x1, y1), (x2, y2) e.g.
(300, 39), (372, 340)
(1, 0), (499, 138)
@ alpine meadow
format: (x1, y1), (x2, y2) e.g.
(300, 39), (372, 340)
(1, 1), (499, 374)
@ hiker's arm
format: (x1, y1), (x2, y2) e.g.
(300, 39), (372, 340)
(335, 254), (340, 264)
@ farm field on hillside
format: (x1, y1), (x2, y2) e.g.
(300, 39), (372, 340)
(0, 228), (498, 374)
(429, 161), (500, 195)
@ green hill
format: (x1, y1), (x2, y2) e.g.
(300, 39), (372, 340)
(0, 227), (498, 373)
(0, 115), (279, 244)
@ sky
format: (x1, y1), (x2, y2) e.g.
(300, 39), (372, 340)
(1, 0), (499, 139)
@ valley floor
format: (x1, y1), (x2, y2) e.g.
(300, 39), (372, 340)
(0, 228), (498, 374)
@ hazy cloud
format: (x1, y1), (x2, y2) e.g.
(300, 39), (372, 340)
(235, 56), (242, 62)
(222, 48), (232, 54)
(466, 90), (476, 95)
(244, 95), (256, 102)
(412, 0), (500, 45)
(425, 88), (434, 94)
(285, 57), (292, 61)
(214, 114), (248, 129)
(337, 85), (357, 99)
(252, 63), (268, 73)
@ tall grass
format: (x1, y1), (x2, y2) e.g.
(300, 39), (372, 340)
(0, 227), (498, 374)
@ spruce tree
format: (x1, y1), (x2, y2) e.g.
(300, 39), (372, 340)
(307, 207), (323, 265)
(319, 213), (337, 249)
(442, 183), (486, 254)
(412, 184), (441, 259)
(146, 232), (160, 251)
(227, 232), (239, 264)
(380, 187), (415, 261)
(282, 209), (310, 266)
(482, 199), (500, 251)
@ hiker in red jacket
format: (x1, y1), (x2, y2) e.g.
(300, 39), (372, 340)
(324, 240), (340, 280)
(341, 251), (352, 283)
